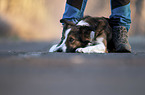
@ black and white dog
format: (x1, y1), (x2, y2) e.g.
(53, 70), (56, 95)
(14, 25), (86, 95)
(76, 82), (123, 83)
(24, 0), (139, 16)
(49, 16), (114, 53)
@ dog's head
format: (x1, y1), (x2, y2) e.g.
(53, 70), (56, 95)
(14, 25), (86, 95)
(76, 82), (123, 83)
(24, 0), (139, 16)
(65, 26), (94, 52)
(55, 19), (94, 53)
(56, 17), (112, 53)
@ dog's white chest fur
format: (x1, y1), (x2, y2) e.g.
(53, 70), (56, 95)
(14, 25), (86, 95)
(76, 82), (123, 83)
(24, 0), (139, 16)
(90, 31), (95, 41)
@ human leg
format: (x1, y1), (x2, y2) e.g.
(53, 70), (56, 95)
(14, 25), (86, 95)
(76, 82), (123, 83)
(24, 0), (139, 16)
(62, 0), (88, 23)
(110, 0), (131, 53)
(110, 0), (131, 31)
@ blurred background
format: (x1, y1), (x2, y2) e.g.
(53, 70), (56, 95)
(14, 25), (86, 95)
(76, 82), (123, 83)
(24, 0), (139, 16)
(0, 1), (145, 95)
(0, 0), (145, 41)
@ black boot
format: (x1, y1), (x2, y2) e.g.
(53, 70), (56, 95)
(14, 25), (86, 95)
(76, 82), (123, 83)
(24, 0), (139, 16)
(112, 26), (131, 53)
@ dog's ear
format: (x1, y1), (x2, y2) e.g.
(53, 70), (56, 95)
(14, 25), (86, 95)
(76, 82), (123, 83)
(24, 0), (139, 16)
(79, 26), (93, 43)
(60, 19), (75, 26)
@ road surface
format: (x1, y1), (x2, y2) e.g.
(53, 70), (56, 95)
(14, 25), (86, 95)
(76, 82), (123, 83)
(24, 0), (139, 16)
(0, 36), (145, 95)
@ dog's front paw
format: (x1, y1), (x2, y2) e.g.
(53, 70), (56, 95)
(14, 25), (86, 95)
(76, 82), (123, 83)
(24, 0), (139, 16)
(75, 48), (84, 53)
(75, 48), (92, 53)
(76, 46), (106, 53)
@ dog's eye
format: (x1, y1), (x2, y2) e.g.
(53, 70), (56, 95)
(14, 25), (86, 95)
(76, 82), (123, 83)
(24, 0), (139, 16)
(69, 37), (75, 43)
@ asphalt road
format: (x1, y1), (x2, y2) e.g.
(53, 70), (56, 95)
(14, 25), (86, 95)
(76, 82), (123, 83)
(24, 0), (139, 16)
(0, 36), (145, 95)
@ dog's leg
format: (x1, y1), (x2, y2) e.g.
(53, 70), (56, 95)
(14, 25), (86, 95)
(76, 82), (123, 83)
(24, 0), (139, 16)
(76, 44), (106, 53)
(76, 37), (107, 53)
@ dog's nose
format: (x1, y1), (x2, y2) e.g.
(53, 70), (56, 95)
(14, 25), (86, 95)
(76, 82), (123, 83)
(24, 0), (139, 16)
(56, 48), (63, 52)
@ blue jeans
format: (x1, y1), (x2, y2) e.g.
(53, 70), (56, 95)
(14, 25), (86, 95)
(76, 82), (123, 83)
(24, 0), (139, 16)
(62, 0), (131, 31)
